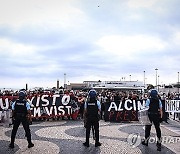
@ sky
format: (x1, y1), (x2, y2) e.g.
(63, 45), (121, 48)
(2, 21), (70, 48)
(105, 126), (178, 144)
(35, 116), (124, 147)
(0, 0), (180, 89)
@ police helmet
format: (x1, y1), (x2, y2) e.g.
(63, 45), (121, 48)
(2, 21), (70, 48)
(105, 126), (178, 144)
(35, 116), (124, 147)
(89, 89), (97, 98)
(150, 89), (158, 97)
(19, 91), (26, 99)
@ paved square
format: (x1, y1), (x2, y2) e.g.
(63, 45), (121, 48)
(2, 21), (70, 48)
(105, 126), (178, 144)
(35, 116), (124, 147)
(0, 120), (179, 154)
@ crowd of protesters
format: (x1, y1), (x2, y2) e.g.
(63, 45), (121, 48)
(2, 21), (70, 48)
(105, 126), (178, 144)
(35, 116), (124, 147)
(0, 88), (180, 123)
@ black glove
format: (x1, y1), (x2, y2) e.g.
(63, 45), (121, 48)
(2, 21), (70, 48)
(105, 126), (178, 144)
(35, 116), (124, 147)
(159, 118), (163, 123)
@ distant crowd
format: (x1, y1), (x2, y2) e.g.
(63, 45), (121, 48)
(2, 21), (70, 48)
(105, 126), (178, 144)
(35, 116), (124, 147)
(0, 88), (179, 100)
(0, 88), (179, 122)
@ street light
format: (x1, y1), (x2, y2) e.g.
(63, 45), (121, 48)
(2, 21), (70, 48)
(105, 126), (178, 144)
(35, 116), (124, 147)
(143, 71), (146, 87)
(122, 77), (125, 81)
(178, 72), (179, 94)
(64, 73), (66, 89)
(158, 75), (160, 91)
(129, 75), (131, 81)
(155, 68), (158, 90)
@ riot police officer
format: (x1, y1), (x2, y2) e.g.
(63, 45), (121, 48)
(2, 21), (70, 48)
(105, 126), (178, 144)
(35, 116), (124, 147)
(142, 89), (163, 151)
(9, 91), (34, 149)
(83, 89), (101, 147)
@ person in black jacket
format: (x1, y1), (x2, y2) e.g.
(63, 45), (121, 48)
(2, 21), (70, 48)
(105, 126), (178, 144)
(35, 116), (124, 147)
(161, 93), (168, 123)
(142, 89), (163, 151)
(9, 91), (34, 149)
(83, 89), (101, 147)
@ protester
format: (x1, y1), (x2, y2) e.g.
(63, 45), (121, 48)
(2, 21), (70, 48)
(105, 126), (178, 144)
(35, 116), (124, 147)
(78, 94), (85, 119)
(69, 90), (80, 120)
(1, 88), (179, 123)
(161, 93), (168, 123)
(99, 93), (107, 119)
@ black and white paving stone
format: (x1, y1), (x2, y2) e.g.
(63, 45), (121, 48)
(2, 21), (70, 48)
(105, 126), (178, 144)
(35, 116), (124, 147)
(0, 120), (179, 154)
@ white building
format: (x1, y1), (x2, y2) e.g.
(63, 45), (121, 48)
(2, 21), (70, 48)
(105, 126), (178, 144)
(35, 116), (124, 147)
(83, 80), (145, 92)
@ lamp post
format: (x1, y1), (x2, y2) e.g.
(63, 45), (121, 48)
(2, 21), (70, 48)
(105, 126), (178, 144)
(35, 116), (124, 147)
(57, 80), (59, 89)
(64, 73), (66, 89)
(155, 68), (158, 90)
(26, 83), (28, 91)
(178, 72), (179, 94)
(143, 71), (146, 88)
(158, 75), (160, 91)
(129, 75), (131, 82)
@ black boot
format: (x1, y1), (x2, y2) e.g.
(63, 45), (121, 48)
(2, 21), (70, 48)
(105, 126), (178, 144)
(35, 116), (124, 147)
(142, 139), (148, 146)
(93, 135), (96, 140)
(9, 143), (14, 149)
(28, 142), (34, 148)
(95, 142), (101, 147)
(9, 138), (15, 149)
(156, 142), (161, 151)
(83, 142), (89, 147)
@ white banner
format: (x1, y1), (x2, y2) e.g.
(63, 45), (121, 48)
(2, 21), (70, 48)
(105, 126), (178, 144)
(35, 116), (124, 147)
(165, 100), (180, 113)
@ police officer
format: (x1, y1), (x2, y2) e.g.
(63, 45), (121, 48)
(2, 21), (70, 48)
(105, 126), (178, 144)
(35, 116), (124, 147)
(9, 91), (34, 149)
(142, 89), (163, 151)
(83, 89), (101, 147)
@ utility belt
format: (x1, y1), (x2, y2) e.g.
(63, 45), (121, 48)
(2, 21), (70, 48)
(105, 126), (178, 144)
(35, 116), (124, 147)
(148, 112), (159, 115)
(15, 113), (27, 118)
(87, 114), (98, 118)
(87, 114), (100, 121)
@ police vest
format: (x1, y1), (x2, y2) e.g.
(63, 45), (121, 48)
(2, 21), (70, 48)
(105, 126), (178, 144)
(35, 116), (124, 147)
(14, 99), (28, 116)
(148, 98), (160, 113)
(87, 100), (98, 118)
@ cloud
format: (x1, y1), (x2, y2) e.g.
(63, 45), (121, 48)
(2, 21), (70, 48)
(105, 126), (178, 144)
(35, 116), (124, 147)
(172, 31), (180, 46)
(0, 38), (38, 57)
(127, 0), (158, 9)
(96, 34), (166, 56)
(0, 0), (180, 88)
(0, 0), (88, 30)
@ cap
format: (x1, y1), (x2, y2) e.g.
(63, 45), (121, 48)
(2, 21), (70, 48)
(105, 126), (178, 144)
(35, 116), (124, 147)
(19, 91), (26, 99)
(89, 89), (97, 98)
(150, 89), (158, 97)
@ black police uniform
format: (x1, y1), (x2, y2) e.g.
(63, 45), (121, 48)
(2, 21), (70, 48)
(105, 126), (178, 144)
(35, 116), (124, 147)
(143, 97), (162, 151)
(9, 99), (34, 148)
(84, 98), (101, 147)
(145, 98), (161, 139)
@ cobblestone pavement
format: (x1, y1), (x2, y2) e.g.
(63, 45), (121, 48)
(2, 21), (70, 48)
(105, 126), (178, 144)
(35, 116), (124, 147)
(0, 119), (179, 154)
